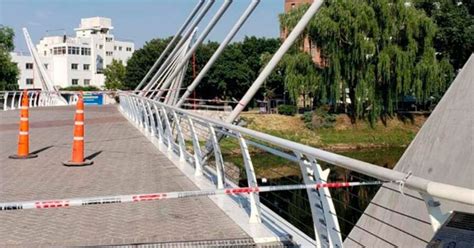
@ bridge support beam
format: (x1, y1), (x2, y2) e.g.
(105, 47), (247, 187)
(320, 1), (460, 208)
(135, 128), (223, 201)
(237, 133), (262, 224)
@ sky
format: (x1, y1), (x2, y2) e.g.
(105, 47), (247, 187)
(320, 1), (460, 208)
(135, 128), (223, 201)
(0, 0), (284, 53)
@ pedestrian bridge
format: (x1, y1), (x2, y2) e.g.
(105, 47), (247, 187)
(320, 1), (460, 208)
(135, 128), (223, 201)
(0, 88), (472, 247)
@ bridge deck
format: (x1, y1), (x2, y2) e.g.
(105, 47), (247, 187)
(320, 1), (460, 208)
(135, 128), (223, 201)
(0, 105), (251, 246)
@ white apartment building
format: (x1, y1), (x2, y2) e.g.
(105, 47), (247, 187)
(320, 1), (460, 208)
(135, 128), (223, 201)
(11, 17), (135, 90)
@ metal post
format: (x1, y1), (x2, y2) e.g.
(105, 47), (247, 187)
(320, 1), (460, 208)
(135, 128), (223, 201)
(153, 103), (165, 143)
(237, 132), (262, 224)
(208, 124), (226, 189)
(3, 92), (9, 111)
(161, 106), (173, 152)
(171, 111), (187, 162)
(420, 193), (449, 232)
(295, 152), (330, 248)
(135, 0), (206, 91)
(145, 101), (156, 136)
(141, 0), (216, 94)
(141, 99), (151, 131)
(308, 156), (343, 248)
(225, 0), (324, 123)
(186, 116), (204, 176)
(28, 91), (34, 107)
(11, 92), (16, 110)
(176, 0), (260, 107)
(154, 0), (233, 100)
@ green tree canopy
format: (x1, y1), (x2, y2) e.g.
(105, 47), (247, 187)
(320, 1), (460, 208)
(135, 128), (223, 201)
(104, 59), (126, 90)
(280, 0), (454, 123)
(0, 26), (19, 91)
(124, 37), (173, 90)
(415, 0), (474, 70)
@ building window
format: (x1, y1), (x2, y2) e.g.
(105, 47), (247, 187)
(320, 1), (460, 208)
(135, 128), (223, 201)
(44, 64), (48, 69)
(53, 46), (66, 55)
(99, 45), (103, 49)
(106, 51), (113, 56)
(44, 51), (47, 56)
(106, 37), (113, 42)
(68, 46), (80, 55)
(26, 78), (34, 85)
(84, 79), (90, 86)
(114, 46), (117, 50)
(83, 64), (90, 70)
(72, 79), (79, 85)
(71, 63), (78, 70)
(119, 46), (122, 51)
(126, 47), (132, 52)
(25, 63), (33, 69)
(81, 47), (91, 56)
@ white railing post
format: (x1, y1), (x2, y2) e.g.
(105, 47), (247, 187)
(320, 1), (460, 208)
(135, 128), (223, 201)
(295, 152), (330, 248)
(11, 92), (17, 110)
(17, 91), (23, 109)
(161, 106), (173, 152)
(308, 156), (343, 248)
(152, 103), (164, 143)
(237, 132), (262, 224)
(420, 193), (449, 232)
(171, 110), (187, 162)
(145, 101), (156, 136)
(208, 124), (226, 189)
(186, 115), (204, 176)
(3, 92), (8, 111)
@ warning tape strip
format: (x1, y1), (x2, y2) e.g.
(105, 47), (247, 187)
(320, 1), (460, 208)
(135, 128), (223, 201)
(0, 181), (396, 211)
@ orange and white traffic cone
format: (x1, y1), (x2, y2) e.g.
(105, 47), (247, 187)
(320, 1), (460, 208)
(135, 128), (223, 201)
(9, 90), (38, 159)
(63, 93), (93, 166)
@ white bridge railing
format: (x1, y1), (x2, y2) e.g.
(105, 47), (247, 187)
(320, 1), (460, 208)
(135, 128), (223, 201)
(118, 92), (473, 247)
(0, 91), (73, 111)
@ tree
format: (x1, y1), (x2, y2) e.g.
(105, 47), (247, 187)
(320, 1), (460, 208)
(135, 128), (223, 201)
(124, 37), (173, 90)
(414, 0), (474, 70)
(196, 43), (254, 99)
(280, 1), (454, 123)
(0, 26), (19, 91)
(104, 59), (126, 90)
(282, 52), (321, 108)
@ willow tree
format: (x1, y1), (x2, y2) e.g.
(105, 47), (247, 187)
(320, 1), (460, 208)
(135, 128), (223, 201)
(283, 52), (321, 108)
(280, 0), (454, 123)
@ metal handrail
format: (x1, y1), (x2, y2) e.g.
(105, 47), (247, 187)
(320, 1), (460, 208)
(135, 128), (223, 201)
(120, 92), (474, 206)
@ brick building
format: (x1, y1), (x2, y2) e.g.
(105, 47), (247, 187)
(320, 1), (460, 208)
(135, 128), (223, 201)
(281, 0), (323, 66)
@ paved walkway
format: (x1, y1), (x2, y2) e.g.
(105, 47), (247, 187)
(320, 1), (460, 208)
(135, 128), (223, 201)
(0, 105), (250, 247)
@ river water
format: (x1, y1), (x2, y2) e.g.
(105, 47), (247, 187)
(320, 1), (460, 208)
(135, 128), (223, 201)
(227, 146), (407, 240)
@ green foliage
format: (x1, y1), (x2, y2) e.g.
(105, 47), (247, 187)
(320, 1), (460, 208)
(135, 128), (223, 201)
(0, 26), (18, 91)
(414, 0), (474, 70)
(277, 104), (297, 116)
(104, 59), (126, 90)
(0, 26), (15, 52)
(193, 36), (281, 100)
(302, 107), (337, 130)
(280, 1), (454, 124)
(196, 42), (253, 99)
(61, 85), (100, 91)
(124, 35), (280, 100)
(124, 37), (173, 90)
(282, 52), (321, 105)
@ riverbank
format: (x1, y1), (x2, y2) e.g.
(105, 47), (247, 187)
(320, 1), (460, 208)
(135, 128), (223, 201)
(241, 112), (426, 152)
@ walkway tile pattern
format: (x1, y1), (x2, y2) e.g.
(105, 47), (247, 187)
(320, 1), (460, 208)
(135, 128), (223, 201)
(0, 105), (249, 246)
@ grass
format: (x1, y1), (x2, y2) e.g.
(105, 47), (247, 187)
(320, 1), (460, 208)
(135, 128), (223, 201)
(241, 112), (424, 150)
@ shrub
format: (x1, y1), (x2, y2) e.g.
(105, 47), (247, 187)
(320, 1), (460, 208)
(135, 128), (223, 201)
(303, 106), (337, 129)
(278, 104), (297, 116)
(60, 86), (100, 91)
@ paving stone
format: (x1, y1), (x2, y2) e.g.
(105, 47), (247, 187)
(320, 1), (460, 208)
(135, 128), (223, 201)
(0, 105), (249, 246)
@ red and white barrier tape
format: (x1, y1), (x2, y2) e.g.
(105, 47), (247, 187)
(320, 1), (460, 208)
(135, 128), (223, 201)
(0, 181), (395, 211)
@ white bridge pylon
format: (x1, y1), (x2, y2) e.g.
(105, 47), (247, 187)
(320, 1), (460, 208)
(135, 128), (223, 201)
(22, 27), (68, 106)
